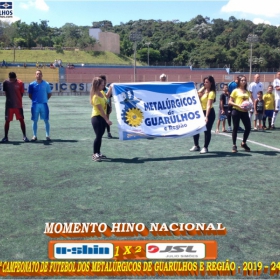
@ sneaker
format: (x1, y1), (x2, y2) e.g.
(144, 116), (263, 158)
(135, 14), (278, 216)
(263, 125), (267, 129)
(253, 127), (258, 131)
(98, 153), (107, 159)
(31, 136), (37, 141)
(228, 126), (232, 132)
(271, 125), (275, 129)
(241, 142), (251, 152)
(1, 137), (8, 143)
(107, 133), (113, 139)
(232, 145), (238, 153)
(46, 136), (51, 141)
(189, 146), (200, 152)
(238, 126), (244, 131)
(92, 153), (101, 162)
(23, 136), (29, 142)
(200, 147), (208, 154)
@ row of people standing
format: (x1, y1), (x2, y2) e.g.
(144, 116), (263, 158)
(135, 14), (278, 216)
(1, 70), (52, 143)
(190, 75), (256, 154)
(229, 73), (279, 131)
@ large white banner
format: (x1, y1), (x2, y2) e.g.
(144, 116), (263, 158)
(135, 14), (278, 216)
(112, 82), (206, 141)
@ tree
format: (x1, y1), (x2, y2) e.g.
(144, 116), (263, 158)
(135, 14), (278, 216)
(137, 48), (160, 64)
(13, 37), (26, 48)
(120, 37), (133, 56)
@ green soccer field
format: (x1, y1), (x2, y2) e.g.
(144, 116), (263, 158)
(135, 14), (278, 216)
(0, 96), (279, 275)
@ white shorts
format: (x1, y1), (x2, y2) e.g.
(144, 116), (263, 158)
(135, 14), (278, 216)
(275, 99), (280, 111)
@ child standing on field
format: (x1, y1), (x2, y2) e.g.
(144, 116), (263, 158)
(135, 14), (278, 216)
(254, 91), (265, 131)
(263, 85), (275, 129)
(216, 84), (231, 133)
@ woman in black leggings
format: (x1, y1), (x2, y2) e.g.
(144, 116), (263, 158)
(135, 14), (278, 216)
(229, 75), (252, 153)
(90, 77), (112, 162)
(189, 75), (216, 154)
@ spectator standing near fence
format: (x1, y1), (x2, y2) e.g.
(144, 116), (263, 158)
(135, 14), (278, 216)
(227, 76), (241, 132)
(271, 71), (280, 129)
(254, 91), (265, 131)
(263, 85), (275, 129)
(28, 70), (52, 141)
(248, 74), (264, 130)
(1, 72), (29, 142)
(160, 73), (167, 82)
(58, 59), (62, 67)
(216, 84), (230, 133)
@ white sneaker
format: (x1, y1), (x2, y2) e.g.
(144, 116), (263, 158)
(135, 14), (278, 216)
(189, 146), (200, 151)
(228, 126), (232, 132)
(92, 153), (101, 162)
(200, 147), (208, 154)
(253, 127), (258, 131)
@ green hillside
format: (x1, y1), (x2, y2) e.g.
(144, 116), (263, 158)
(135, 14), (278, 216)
(0, 49), (138, 65)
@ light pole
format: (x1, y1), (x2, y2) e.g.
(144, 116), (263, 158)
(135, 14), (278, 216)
(129, 31), (142, 82)
(167, 42), (174, 66)
(144, 42), (151, 66)
(246, 33), (259, 82)
(251, 56), (264, 72)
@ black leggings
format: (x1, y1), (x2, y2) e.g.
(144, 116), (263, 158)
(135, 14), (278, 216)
(231, 109), (251, 145)
(193, 108), (216, 148)
(91, 116), (107, 154)
(227, 106), (232, 127)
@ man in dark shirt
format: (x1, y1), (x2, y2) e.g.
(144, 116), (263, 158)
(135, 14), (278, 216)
(1, 72), (29, 142)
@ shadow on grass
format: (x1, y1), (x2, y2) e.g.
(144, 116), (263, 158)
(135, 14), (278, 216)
(0, 139), (78, 146)
(104, 151), (254, 164)
(250, 151), (280, 156)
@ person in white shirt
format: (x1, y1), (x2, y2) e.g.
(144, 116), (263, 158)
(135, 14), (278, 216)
(272, 72), (280, 129)
(248, 74), (263, 130)
(160, 73), (167, 82)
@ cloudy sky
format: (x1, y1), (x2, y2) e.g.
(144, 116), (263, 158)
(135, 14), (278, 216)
(3, 0), (280, 27)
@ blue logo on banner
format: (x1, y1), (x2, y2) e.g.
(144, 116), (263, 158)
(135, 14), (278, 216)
(56, 245), (110, 255)
(0, 2), (12, 9)
(0, 2), (13, 17)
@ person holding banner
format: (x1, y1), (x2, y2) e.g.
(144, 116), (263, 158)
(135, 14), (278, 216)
(90, 77), (112, 162)
(190, 76), (216, 154)
(229, 75), (252, 153)
(99, 75), (113, 139)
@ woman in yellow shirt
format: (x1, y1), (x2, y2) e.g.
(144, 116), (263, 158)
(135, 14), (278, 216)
(189, 75), (216, 154)
(90, 77), (112, 162)
(229, 75), (252, 153)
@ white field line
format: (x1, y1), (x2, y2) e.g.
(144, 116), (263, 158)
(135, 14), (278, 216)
(212, 130), (280, 152)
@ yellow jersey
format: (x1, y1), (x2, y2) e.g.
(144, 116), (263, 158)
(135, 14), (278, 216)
(200, 91), (215, 110)
(263, 93), (275, 110)
(91, 94), (107, 117)
(230, 89), (251, 112)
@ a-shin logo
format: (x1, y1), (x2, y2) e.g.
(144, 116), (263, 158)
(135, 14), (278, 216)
(54, 243), (113, 259)
(0, 2), (13, 18)
(146, 243), (205, 259)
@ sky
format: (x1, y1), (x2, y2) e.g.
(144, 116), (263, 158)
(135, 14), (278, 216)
(3, 0), (280, 28)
